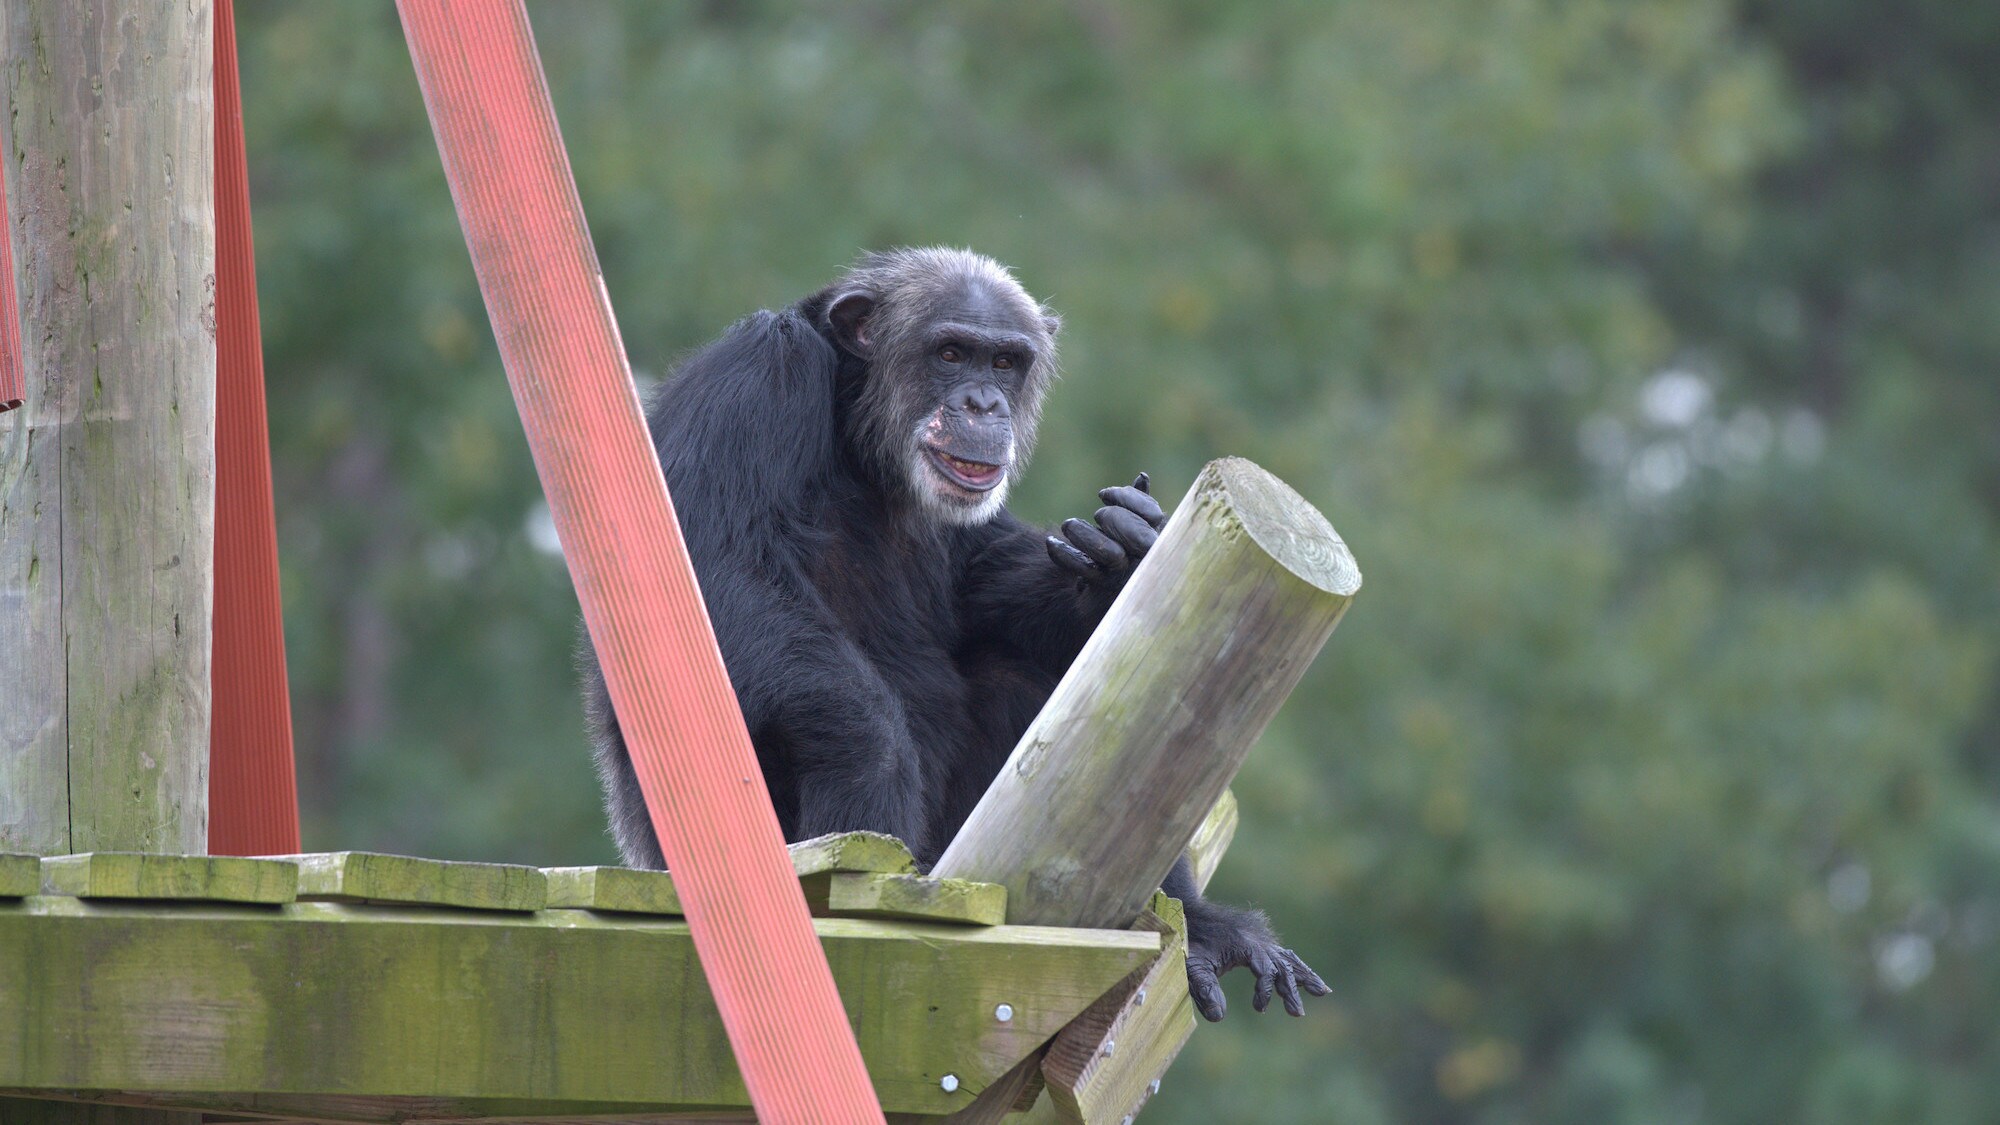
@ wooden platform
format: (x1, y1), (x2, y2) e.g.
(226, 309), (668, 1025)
(0, 827), (1230, 1122)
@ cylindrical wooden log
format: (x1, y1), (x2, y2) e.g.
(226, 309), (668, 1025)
(0, 0), (215, 857)
(933, 457), (1360, 928)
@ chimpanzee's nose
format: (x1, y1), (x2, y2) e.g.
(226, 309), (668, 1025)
(959, 384), (1010, 418)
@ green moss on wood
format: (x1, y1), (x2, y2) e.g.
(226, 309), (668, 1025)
(542, 865), (680, 915)
(284, 852), (545, 911)
(934, 458), (1359, 933)
(809, 871), (1007, 926)
(546, 861), (1003, 927)
(1, 0), (218, 859)
(38, 854), (296, 904)
(0, 898), (1158, 1116)
(1042, 900), (1197, 1124)
(0, 1098), (199, 1125)
(0, 856), (38, 898)
(787, 830), (918, 876)
(1184, 790), (1238, 895)
(0, 1090), (736, 1123)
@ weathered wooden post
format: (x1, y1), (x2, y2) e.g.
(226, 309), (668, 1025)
(932, 457), (1358, 1124)
(0, 9), (216, 1118)
(0, 2), (216, 855)
(935, 457), (1359, 923)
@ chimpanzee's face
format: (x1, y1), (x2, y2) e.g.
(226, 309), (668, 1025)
(825, 261), (1058, 525)
(901, 285), (1049, 522)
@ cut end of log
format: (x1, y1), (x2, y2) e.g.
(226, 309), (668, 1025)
(1205, 457), (1361, 597)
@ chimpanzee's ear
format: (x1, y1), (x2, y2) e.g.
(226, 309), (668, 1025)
(826, 289), (878, 359)
(1040, 307), (1063, 337)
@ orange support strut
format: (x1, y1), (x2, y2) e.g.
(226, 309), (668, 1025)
(208, 0), (303, 857)
(395, 3), (886, 1121)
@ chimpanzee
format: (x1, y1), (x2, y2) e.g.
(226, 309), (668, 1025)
(581, 247), (1327, 1020)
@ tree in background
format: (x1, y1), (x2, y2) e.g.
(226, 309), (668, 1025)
(236, 2), (1997, 1121)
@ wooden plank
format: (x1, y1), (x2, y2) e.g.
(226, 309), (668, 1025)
(892, 1052), (1044, 1125)
(284, 852), (545, 911)
(807, 873), (1006, 927)
(5, 1089), (759, 1123)
(1184, 790), (1238, 895)
(0, 855), (38, 897)
(541, 833), (920, 918)
(546, 867), (1008, 928)
(0, 1098), (199, 1125)
(934, 458), (1360, 930)
(927, 901), (1195, 1125)
(788, 831), (919, 877)
(0, 898), (1157, 1117)
(0, 0), (217, 857)
(543, 865), (681, 915)
(1041, 898), (1197, 1124)
(39, 854), (295, 904)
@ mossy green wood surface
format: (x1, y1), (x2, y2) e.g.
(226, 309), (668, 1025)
(543, 865), (682, 914)
(1041, 898), (1197, 1124)
(0, 898), (1158, 1117)
(4, 1089), (762, 1123)
(807, 872), (1007, 926)
(896, 898), (1197, 1125)
(542, 834), (927, 917)
(285, 852), (546, 911)
(0, 0), (216, 857)
(1184, 790), (1238, 895)
(0, 1099), (200, 1125)
(549, 868), (1006, 926)
(0, 854), (38, 897)
(39, 854), (296, 904)
(935, 459), (1360, 930)
(788, 830), (920, 876)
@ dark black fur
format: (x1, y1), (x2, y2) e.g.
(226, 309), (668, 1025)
(581, 248), (1327, 1020)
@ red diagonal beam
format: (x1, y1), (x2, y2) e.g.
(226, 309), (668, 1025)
(209, 0), (302, 857)
(394, 4), (885, 1122)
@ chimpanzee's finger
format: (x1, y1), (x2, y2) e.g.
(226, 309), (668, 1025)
(1250, 949), (1278, 1014)
(1285, 950), (1331, 996)
(1098, 485), (1166, 529)
(1187, 960), (1227, 1022)
(1047, 536), (1099, 579)
(1133, 472), (1151, 494)
(1276, 960), (1304, 1017)
(1095, 506), (1158, 557)
(1061, 518), (1128, 571)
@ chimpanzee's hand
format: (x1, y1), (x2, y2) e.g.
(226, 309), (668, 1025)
(1046, 472), (1168, 588)
(1184, 903), (1329, 1021)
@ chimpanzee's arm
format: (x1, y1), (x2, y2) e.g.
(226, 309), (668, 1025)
(1163, 856), (1331, 1021)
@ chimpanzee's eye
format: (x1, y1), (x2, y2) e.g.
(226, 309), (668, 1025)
(939, 345), (964, 363)
(994, 354), (1016, 371)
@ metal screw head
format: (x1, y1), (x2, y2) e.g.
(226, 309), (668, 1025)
(940, 1074), (960, 1093)
(1102, 1039), (1116, 1058)
(1149, 1078), (1161, 1094)
(994, 1003), (1014, 1022)
(1135, 987), (1147, 1005)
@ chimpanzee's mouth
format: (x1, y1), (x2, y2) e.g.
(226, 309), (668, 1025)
(924, 446), (1006, 493)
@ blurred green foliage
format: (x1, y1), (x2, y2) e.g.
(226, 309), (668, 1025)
(235, 1), (1999, 1120)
